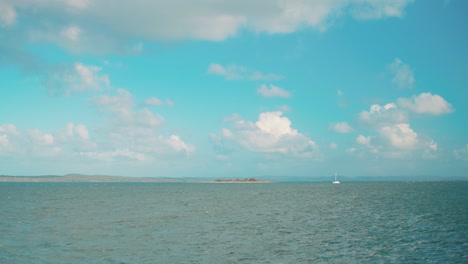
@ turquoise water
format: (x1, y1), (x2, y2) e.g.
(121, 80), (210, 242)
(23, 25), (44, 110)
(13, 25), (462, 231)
(0, 182), (467, 263)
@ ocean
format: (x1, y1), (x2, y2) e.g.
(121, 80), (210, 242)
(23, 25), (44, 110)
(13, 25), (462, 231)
(0, 182), (466, 263)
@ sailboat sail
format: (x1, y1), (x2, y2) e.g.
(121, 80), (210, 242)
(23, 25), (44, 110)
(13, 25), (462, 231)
(333, 172), (340, 184)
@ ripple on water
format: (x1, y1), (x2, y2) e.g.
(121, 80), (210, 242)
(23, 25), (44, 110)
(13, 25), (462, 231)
(0, 182), (467, 263)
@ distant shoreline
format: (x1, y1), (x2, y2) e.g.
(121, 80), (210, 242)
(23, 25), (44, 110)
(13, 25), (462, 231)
(0, 174), (466, 183)
(0, 175), (272, 183)
(214, 178), (271, 183)
(213, 180), (271, 184)
(0, 175), (184, 183)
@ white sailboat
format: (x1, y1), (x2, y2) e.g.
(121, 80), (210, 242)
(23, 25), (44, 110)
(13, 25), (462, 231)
(332, 172), (340, 184)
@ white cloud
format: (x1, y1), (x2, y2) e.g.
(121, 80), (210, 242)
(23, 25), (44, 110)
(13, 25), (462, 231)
(144, 97), (174, 107)
(423, 141), (438, 159)
(330, 122), (353, 133)
(207, 63), (244, 80)
(0, 134), (7, 145)
(0, 107), (194, 163)
(58, 123), (96, 151)
(380, 123), (418, 149)
(388, 58), (414, 89)
(93, 89), (193, 158)
(1, 1), (414, 55)
(79, 149), (145, 162)
(74, 124), (89, 140)
(454, 144), (468, 161)
(0, 124), (18, 154)
(355, 134), (380, 154)
(29, 130), (55, 146)
(359, 102), (408, 126)
(356, 99), (440, 158)
(95, 90), (164, 128)
(94, 88), (133, 110)
(351, 1), (414, 20)
(61, 25), (81, 42)
(346, 147), (357, 153)
(167, 135), (195, 156)
(0, 1), (16, 27)
(398, 92), (454, 115)
(74, 63), (109, 91)
(218, 111), (317, 157)
(207, 63), (283, 81)
(356, 135), (371, 147)
(255, 112), (294, 137)
(221, 128), (234, 138)
(46, 62), (110, 95)
(0, 125), (63, 158)
(258, 84), (291, 98)
(0, 123), (18, 135)
(145, 97), (163, 106)
(329, 142), (338, 149)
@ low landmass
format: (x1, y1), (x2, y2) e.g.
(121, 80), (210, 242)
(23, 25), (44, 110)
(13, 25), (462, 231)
(0, 174), (465, 183)
(215, 178), (271, 183)
(0, 174), (271, 183)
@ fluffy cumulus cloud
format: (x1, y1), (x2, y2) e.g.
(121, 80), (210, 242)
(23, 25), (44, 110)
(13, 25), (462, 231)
(354, 93), (453, 158)
(330, 122), (353, 133)
(0, 88), (194, 163)
(207, 63), (283, 81)
(56, 123), (97, 152)
(0, 124), (19, 154)
(380, 123), (418, 149)
(94, 89), (164, 128)
(92, 89), (194, 158)
(398, 92), (454, 115)
(356, 135), (372, 147)
(355, 134), (380, 154)
(257, 84), (291, 98)
(217, 111), (317, 157)
(1, 0), (414, 54)
(46, 62), (110, 95)
(388, 58), (415, 89)
(0, 124), (61, 158)
(359, 103), (408, 127)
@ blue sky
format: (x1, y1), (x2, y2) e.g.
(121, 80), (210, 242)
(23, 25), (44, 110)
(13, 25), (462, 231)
(0, 0), (467, 178)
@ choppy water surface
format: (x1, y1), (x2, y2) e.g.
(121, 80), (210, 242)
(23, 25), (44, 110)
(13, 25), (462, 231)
(1, 182), (467, 263)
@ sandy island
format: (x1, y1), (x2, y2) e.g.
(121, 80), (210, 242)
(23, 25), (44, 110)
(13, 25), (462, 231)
(214, 178), (271, 183)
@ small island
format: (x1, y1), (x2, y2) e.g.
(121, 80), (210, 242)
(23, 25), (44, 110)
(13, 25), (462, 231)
(215, 178), (271, 183)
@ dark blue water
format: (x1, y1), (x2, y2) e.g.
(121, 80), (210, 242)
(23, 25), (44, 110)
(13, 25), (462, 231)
(1, 182), (467, 263)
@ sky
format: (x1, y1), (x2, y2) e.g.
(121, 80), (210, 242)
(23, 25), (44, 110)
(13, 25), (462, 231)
(0, 0), (467, 179)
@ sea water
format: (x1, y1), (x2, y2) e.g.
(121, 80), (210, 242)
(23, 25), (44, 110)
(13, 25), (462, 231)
(0, 182), (466, 263)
